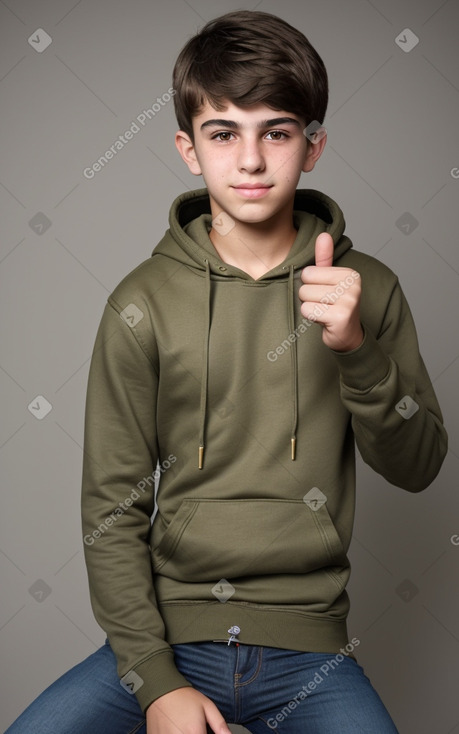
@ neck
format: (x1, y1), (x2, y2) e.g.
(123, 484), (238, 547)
(209, 209), (297, 280)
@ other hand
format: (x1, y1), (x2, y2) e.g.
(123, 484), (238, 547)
(146, 686), (231, 734)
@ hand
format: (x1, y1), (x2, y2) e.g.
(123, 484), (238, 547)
(299, 232), (364, 352)
(146, 686), (231, 734)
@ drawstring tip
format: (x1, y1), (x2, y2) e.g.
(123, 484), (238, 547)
(291, 437), (296, 461)
(198, 445), (204, 470)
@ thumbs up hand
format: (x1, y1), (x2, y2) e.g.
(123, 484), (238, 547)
(299, 233), (364, 351)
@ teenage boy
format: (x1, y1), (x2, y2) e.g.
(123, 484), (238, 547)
(6, 9), (447, 734)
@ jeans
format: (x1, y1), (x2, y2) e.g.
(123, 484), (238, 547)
(5, 639), (399, 733)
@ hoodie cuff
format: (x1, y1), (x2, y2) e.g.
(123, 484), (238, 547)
(132, 649), (193, 713)
(331, 325), (391, 392)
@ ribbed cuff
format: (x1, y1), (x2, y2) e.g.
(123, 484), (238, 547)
(132, 649), (192, 713)
(331, 326), (391, 392)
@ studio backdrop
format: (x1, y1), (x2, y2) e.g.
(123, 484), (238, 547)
(1, 1), (458, 732)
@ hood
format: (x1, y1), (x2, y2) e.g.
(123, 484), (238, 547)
(152, 188), (353, 469)
(152, 187), (352, 277)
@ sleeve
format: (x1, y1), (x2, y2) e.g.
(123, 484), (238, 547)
(331, 277), (448, 491)
(81, 300), (192, 712)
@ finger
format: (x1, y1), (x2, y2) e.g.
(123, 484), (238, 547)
(300, 300), (329, 325)
(205, 702), (232, 734)
(299, 284), (336, 304)
(315, 232), (334, 268)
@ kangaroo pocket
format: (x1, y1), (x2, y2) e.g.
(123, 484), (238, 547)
(151, 498), (347, 583)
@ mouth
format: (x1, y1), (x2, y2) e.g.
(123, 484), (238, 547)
(232, 183), (273, 199)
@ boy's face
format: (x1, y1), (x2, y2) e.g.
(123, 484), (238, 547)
(175, 100), (326, 227)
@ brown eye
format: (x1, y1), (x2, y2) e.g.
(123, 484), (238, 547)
(266, 130), (287, 140)
(213, 131), (233, 141)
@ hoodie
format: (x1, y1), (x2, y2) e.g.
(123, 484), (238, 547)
(81, 187), (447, 712)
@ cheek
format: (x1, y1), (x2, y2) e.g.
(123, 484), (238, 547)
(276, 152), (304, 177)
(201, 152), (228, 174)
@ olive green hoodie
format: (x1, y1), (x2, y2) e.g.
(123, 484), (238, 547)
(81, 187), (447, 712)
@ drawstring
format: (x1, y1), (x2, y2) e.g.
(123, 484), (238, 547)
(198, 260), (211, 469)
(198, 260), (298, 467)
(288, 265), (298, 460)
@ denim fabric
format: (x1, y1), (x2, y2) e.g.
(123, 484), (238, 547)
(5, 639), (399, 733)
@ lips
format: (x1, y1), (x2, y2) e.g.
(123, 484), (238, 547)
(232, 183), (273, 199)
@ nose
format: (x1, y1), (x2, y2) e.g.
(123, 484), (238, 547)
(237, 136), (265, 173)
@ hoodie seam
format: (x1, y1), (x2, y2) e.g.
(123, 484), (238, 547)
(375, 276), (400, 339)
(107, 297), (159, 376)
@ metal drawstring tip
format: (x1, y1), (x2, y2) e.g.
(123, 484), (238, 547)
(198, 445), (204, 470)
(291, 437), (296, 461)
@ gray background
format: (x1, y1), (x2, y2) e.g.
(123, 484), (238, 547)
(1, 0), (458, 732)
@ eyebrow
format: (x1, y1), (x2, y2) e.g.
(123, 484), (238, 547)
(200, 117), (302, 131)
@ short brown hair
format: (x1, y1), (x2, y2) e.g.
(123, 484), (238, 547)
(172, 10), (328, 140)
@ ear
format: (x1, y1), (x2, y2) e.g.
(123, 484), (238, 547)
(302, 129), (327, 173)
(175, 130), (202, 176)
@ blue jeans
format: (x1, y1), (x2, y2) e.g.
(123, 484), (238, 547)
(5, 639), (399, 733)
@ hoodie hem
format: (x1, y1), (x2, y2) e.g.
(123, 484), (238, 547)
(160, 602), (350, 655)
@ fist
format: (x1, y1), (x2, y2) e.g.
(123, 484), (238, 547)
(299, 233), (364, 352)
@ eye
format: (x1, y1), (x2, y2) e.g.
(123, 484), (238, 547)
(265, 130), (288, 140)
(211, 131), (234, 141)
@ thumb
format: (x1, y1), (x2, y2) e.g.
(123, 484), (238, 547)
(315, 232), (334, 268)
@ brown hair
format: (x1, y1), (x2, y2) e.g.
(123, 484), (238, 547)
(172, 10), (328, 139)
